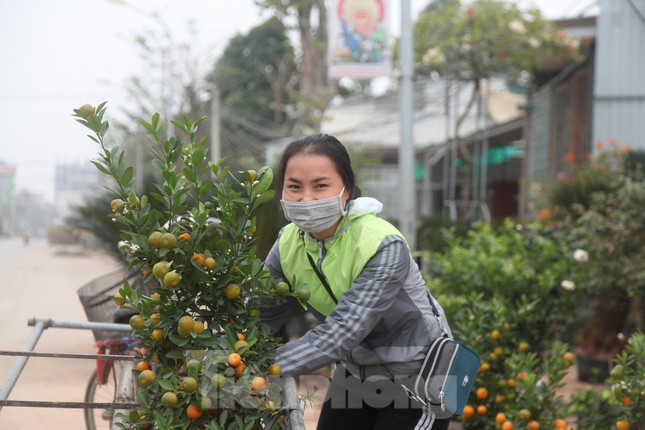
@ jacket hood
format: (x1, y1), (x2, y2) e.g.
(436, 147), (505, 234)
(347, 197), (383, 218)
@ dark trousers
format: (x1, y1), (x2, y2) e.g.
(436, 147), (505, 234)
(316, 367), (452, 430)
(317, 399), (451, 430)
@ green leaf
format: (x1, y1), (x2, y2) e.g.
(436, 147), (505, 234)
(130, 288), (139, 306)
(141, 120), (155, 136)
(122, 167), (134, 188)
(158, 378), (175, 391)
(99, 121), (109, 137)
(87, 114), (103, 133)
(151, 158), (166, 172)
(199, 181), (211, 195)
(149, 192), (166, 204)
(162, 171), (177, 187)
(192, 146), (206, 167)
(73, 118), (89, 128)
(169, 334), (192, 347)
(234, 415), (244, 428)
(136, 387), (148, 405)
(252, 190), (275, 209)
(151, 112), (160, 131)
(243, 418), (256, 430)
(253, 167), (274, 195)
(90, 160), (111, 176)
(183, 167), (196, 183)
(170, 118), (188, 134)
(198, 135), (208, 148)
(219, 410), (229, 427)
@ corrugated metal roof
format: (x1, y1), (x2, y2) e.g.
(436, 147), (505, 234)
(592, 0), (645, 150)
(320, 78), (525, 150)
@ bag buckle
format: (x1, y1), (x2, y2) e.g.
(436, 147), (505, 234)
(462, 375), (469, 388)
(400, 384), (426, 406)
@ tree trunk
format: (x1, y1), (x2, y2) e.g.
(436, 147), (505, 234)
(296, 0), (332, 131)
(453, 80), (480, 217)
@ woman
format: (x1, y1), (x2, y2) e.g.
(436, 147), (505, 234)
(261, 134), (452, 430)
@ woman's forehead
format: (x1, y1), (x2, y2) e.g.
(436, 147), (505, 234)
(285, 153), (338, 175)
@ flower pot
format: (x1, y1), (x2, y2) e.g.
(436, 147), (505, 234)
(575, 352), (610, 382)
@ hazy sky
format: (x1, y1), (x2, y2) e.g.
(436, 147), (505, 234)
(0, 0), (596, 203)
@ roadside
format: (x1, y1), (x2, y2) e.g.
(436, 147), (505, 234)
(0, 237), (123, 429)
(0, 237), (603, 429)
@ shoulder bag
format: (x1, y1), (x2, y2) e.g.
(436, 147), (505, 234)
(305, 253), (481, 416)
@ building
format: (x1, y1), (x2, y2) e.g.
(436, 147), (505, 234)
(320, 78), (525, 222)
(0, 163), (17, 235)
(267, 1), (642, 234)
(54, 162), (101, 223)
(592, 0), (645, 150)
(522, 0), (645, 218)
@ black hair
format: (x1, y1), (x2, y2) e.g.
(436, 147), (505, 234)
(276, 133), (361, 200)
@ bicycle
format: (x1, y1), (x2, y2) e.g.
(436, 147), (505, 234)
(76, 269), (305, 430)
(78, 269), (149, 430)
(84, 335), (141, 430)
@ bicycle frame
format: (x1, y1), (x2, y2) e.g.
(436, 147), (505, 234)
(94, 336), (141, 384)
(88, 336), (141, 430)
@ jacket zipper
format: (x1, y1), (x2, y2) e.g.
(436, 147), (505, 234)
(317, 240), (326, 272)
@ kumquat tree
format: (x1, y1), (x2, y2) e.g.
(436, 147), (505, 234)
(73, 102), (306, 430)
(418, 149), (645, 430)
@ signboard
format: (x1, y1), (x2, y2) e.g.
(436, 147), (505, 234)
(328, 0), (392, 78)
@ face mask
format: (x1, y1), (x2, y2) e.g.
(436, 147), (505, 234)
(280, 187), (347, 234)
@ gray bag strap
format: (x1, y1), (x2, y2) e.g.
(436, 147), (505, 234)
(427, 292), (450, 338)
(304, 252), (444, 405)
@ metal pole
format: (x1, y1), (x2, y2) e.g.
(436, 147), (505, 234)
(27, 318), (131, 333)
(399, 0), (416, 251)
(283, 376), (306, 430)
(210, 85), (221, 163)
(0, 351), (133, 360)
(0, 319), (46, 411)
(0, 400), (136, 409)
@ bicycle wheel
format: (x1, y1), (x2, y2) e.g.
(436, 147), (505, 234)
(84, 360), (121, 430)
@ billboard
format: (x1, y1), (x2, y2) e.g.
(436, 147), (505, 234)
(328, 0), (392, 79)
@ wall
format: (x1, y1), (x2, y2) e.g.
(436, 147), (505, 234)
(593, 0), (645, 150)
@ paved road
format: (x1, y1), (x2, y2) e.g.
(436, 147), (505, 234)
(0, 237), (123, 429)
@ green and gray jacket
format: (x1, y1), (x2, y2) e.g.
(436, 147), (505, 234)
(262, 197), (451, 379)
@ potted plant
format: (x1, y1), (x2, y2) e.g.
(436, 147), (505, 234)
(73, 102), (304, 429)
(538, 142), (645, 381)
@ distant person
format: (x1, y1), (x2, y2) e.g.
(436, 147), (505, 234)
(22, 231), (31, 246)
(261, 134), (453, 430)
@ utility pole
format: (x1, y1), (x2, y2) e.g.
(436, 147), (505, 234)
(210, 85), (221, 163)
(399, 0), (416, 251)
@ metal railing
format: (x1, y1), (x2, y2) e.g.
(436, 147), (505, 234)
(0, 318), (306, 430)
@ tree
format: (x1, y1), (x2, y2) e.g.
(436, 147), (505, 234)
(414, 0), (581, 219)
(255, 0), (334, 132)
(210, 16), (297, 169)
(73, 102), (301, 429)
